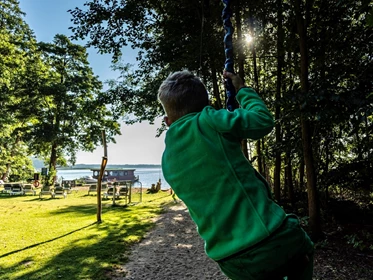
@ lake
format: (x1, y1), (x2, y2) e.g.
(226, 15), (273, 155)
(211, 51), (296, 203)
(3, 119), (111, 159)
(57, 167), (169, 190)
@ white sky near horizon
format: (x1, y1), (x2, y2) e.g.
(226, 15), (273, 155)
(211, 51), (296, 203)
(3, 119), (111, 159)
(19, 0), (166, 165)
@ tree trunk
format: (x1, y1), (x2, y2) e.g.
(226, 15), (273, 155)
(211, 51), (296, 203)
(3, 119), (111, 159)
(301, 119), (321, 237)
(284, 157), (288, 198)
(274, 130), (282, 202)
(4, 163), (11, 182)
(256, 141), (263, 175)
(48, 141), (58, 186)
(249, 19), (259, 92)
(3, 137), (20, 182)
(248, 17), (264, 175)
(294, 0), (322, 238)
(319, 1), (329, 204)
(235, 1), (249, 159)
(286, 151), (295, 206)
(299, 158), (305, 191)
(235, 0), (245, 83)
(261, 139), (269, 181)
(49, 142), (58, 171)
(274, 0), (284, 201)
(324, 135), (330, 202)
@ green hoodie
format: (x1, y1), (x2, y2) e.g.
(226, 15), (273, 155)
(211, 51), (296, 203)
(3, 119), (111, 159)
(162, 87), (286, 261)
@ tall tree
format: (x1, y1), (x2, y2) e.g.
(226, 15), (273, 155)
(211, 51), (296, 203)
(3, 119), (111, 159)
(293, 0), (322, 238)
(69, 0), (228, 120)
(25, 34), (120, 176)
(273, 0), (284, 202)
(0, 0), (40, 181)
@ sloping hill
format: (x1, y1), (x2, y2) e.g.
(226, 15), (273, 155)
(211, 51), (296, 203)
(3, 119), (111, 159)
(30, 157), (45, 169)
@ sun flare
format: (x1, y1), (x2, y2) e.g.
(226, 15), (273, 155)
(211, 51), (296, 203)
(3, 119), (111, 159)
(245, 34), (253, 44)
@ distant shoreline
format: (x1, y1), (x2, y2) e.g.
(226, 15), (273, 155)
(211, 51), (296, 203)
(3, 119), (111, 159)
(31, 157), (161, 170)
(57, 164), (162, 170)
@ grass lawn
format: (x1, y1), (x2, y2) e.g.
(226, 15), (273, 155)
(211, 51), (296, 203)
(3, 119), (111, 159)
(0, 188), (174, 280)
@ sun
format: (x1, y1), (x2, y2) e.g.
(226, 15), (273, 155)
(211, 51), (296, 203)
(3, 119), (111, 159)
(245, 34), (253, 44)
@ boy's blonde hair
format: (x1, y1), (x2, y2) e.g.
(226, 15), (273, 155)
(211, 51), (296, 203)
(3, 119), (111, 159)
(158, 70), (209, 122)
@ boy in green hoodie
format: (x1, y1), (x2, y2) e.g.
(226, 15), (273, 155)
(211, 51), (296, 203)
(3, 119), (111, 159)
(158, 70), (314, 280)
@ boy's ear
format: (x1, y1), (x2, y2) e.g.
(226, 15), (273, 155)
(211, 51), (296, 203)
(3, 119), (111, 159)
(164, 116), (172, 127)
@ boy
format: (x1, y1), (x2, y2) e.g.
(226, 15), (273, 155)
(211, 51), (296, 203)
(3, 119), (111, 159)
(158, 70), (314, 280)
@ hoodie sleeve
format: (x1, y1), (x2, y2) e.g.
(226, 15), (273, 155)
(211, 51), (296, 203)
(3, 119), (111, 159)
(205, 87), (274, 140)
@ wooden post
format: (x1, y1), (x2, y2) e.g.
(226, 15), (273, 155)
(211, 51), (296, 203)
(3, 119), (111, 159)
(97, 130), (108, 223)
(112, 181), (117, 206)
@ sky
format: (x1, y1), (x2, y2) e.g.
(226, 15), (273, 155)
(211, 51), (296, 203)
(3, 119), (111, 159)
(18, 0), (166, 165)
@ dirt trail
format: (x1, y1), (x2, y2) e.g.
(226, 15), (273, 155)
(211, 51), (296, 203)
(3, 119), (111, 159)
(113, 202), (228, 279)
(112, 202), (373, 280)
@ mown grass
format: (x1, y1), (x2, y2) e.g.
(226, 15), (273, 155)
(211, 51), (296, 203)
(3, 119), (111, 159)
(0, 189), (174, 280)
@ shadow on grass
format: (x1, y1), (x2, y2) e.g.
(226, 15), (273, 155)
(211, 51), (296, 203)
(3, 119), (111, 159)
(0, 222), (97, 259)
(0, 195), (25, 200)
(44, 202), (134, 217)
(0, 195), (57, 202)
(146, 193), (174, 203)
(47, 204), (99, 216)
(0, 203), (164, 280)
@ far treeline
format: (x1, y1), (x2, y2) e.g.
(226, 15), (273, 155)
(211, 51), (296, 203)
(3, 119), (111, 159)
(57, 164), (162, 170)
(1, 0), (372, 241)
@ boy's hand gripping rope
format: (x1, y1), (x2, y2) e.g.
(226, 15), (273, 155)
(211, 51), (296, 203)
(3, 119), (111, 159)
(222, 0), (237, 111)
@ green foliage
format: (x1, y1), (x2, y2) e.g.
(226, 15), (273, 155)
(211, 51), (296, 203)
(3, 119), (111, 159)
(69, 0), (227, 123)
(344, 231), (373, 251)
(23, 34), (121, 169)
(315, 238), (329, 250)
(46, 166), (57, 186)
(0, 0), (41, 180)
(0, 1), (121, 180)
(324, 160), (372, 192)
(68, 0), (373, 200)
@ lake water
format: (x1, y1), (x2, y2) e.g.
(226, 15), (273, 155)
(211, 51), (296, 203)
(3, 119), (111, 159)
(57, 167), (169, 190)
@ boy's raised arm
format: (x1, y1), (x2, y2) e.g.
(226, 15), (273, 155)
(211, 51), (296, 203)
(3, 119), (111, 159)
(208, 71), (274, 140)
(223, 70), (245, 91)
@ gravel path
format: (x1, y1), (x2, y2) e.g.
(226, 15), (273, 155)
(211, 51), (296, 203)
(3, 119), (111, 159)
(113, 202), (229, 280)
(111, 202), (373, 280)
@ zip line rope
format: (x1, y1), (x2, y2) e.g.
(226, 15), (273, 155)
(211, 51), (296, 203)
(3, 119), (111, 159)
(222, 0), (237, 111)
